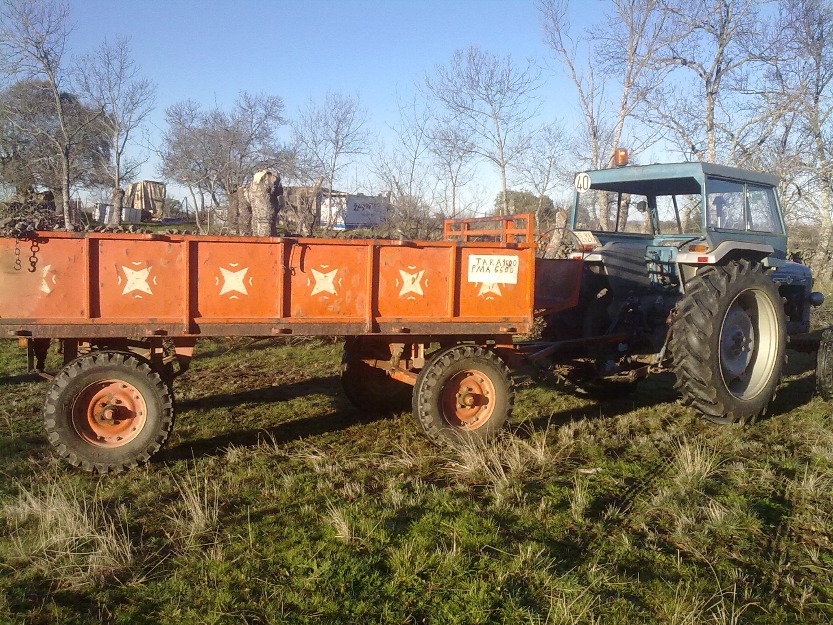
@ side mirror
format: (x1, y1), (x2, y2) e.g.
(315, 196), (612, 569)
(636, 200), (648, 213)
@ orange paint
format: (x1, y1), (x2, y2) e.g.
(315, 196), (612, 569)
(0, 216), (580, 340)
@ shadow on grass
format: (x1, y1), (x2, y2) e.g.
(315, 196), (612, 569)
(159, 375), (390, 463)
(0, 373), (43, 386)
(525, 346), (820, 431)
(176, 374), (341, 411)
(519, 370), (680, 432)
(161, 347), (821, 465)
(194, 336), (341, 360)
(767, 348), (818, 418)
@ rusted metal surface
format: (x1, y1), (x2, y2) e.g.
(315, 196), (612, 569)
(0, 229), (542, 339)
(533, 258), (582, 313)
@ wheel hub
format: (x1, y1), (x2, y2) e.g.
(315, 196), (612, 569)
(718, 287), (781, 401)
(441, 370), (495, 430)
(721, 305), (755, 380)
(72, 380), (147, 448)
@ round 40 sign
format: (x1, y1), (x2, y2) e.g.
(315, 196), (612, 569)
(574, 172), (591, 192)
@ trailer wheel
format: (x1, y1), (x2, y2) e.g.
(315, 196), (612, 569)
(670, 260), (786, 424)
(43, 351), (174, 473)
(412, 345), (513, 445)
(816, 327), (833, 400)
(341, 340), (413, 414)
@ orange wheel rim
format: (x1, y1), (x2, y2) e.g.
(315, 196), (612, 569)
(440, 369), (496, 431)
(71, 380), (147, 448)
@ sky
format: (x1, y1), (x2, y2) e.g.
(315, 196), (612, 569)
(67, 0), (587, 207)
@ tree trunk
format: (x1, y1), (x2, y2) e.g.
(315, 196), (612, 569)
(500, 166), (509, 216)
(227, 187), (239, 235)
(543, 210), (569, 258)
(60, 150), (73, 229)
(616, 193), (631, 231)
(238, 186), (252, 236)
(110, 187), (125, 225)
(248, 170), (281, 237)
(189, 187), (204, 234)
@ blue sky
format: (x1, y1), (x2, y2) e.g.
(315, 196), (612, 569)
(68, 0), (585, 205)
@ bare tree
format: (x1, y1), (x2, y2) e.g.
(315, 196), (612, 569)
(643, 0), (772, 163)
(290, 91), (368, 228)
(160, 93), (286, 233)
(764, 0), (833, 278)
(539, 0), (670, 228)
(429, 119), (477, 219)
(0, 0), (102, 227)
(371, 93), (438, 235)
(426, 46), (540, 216)
(512, 122), (569, 224)
(159, 100), (218, 232)
(76, 37), (155, 225)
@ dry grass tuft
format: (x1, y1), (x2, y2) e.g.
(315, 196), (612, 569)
(569, 475), (591, 522)
(544, 574), (602, 624)
(223, 442), (253, 465)
(653, 581), (709, 625)
(2, 480), (133, 587)
(443, 429), (565, 486)
(791, 466), (833, 502)
(166, 469), (220, 551)
(293, 444), (344, 477)
(672, 437), (721, 491)
(443, 439), (512, 496)
(324, 502), (352, 543)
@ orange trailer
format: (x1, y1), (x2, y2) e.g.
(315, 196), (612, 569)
(0, 215), (583, 472)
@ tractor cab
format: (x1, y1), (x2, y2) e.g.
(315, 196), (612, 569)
(568, 156), (788, 299)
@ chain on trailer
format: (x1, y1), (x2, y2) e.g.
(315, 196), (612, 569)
(13, 236), (21, 271)
(27, 237), (39, 272)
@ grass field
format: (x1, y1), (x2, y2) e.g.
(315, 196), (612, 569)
(0, 336), (832, 624)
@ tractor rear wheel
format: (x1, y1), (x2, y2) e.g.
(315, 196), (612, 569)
(412, 345), (513, 445)
(670, 260), (786, 424)
(43, 351), (174, 473)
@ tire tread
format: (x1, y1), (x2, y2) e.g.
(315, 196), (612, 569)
(43, 351), (174, 473)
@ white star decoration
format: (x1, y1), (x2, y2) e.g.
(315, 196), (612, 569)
(122, 266), (153, 295)
(219, 267), (249, 296)
(478, 282), (502, 297)
(40, 264), (54, 294)
(398, 270), (425, 297)
(311, 268), (338, 296)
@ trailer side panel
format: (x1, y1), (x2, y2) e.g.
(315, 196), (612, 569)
(0, 233), (540, 338)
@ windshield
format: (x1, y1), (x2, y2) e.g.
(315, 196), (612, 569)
(573, 188), (702, 235)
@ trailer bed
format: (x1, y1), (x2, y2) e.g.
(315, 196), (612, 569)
(0, 230), (577, 339)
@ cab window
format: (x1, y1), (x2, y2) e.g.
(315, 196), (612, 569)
(707, 180), (745, 229)
(747, 185), (780, 233)
(706, 179), (782, 234)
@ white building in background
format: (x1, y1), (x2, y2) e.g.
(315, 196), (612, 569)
(95, 203), (142, 223)
(319, 191), (390, 229)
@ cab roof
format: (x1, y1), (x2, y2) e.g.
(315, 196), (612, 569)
(581, 162), (780, 196)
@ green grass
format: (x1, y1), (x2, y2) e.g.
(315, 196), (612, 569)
(1, 338), (832, 624)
